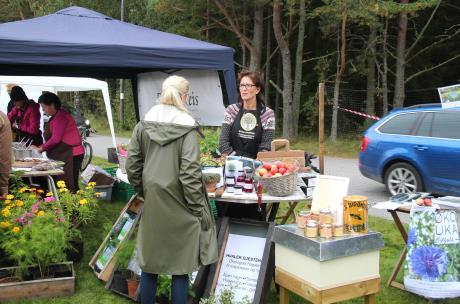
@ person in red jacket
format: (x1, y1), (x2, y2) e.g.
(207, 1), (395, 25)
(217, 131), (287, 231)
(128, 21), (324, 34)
(37, 92), (84, 193)
(7, 86), (43, 146)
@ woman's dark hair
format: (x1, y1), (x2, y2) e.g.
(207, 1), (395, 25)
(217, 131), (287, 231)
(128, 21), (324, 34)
(38, 92), (62, 110)
(237, 70), (265, 107)
(10, 86), (28, 102)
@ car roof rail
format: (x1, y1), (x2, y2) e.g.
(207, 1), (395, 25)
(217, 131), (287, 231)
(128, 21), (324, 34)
(405, 103), (442, 109)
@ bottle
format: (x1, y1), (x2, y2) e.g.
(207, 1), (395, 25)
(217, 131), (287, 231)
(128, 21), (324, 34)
(243, 171), (254, 193)
(236, 170), (245, 187)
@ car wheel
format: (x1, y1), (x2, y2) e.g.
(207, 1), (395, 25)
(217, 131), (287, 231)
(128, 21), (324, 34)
(384, 162), (423, 196)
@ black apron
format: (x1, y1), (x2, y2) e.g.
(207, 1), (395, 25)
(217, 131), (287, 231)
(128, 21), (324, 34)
(11, 102), (43, 146)
(230, 104), (264, 159)
(44, 115), (75, 192)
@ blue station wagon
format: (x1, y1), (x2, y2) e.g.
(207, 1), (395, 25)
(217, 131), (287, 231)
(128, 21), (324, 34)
(358, 104), (460, 196)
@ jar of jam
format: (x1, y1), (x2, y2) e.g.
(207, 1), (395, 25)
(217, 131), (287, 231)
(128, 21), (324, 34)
(225, 173), (235, 193)
(243, 168), (253, 193)
(304, 220), (318, 238)
(296, 210), (310, 229)
(319, 223), (333, 239)
(333, 224), (344, 237)
(236, 170), (245, 187)
(234, 185), (243, 195)
(320, 208), (333, 225)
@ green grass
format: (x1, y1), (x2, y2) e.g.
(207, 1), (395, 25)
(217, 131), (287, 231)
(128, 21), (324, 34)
(7, 199), (458, 303)
(290, 136), (361, 159)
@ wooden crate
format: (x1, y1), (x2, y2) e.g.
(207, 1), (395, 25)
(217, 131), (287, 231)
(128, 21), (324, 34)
(0, 262), (75, 301)
(257, 139), (305, 167)
(89, 195), (143, 282)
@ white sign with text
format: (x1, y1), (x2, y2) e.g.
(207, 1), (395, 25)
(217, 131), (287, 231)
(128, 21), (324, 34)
(435, 210), (459, 244)
(214, 233), (265, 303)
(137, 70), (225, 126)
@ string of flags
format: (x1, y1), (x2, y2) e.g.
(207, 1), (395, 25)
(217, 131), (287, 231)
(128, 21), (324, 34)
(338, 107), (380, 120)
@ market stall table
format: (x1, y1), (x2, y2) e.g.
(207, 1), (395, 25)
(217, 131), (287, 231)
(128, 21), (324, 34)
(12, 163), (64, 200)
(117, 168), (312, 222)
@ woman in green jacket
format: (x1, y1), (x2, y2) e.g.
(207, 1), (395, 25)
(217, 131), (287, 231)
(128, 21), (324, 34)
(126, 75), (217, 304)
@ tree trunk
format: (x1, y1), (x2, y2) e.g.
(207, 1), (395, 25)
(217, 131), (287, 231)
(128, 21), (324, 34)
(273, 0), (294, 139)
(264, 13), (271, 105)
(275, 54), (282, 124)
(365, 27), (376, 126)
(393, 0), (409, 108)
(292, 0), (306, 138)
(382, 16), (389, 115)
(249, 2), (264, 70)
(330, 16), (347, 141)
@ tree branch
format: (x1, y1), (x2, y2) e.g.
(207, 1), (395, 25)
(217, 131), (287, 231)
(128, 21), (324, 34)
(405, 53), (460, 83)
(269, 80), (283, 95)
(407, 27), (460, 63)
(406, 0), (441, 57)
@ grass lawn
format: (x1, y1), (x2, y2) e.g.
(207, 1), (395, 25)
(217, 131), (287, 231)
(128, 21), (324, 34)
(7, 198), (458, 304)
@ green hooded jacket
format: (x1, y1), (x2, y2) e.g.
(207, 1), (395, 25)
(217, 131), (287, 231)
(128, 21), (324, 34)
(126, 116), (217, 275)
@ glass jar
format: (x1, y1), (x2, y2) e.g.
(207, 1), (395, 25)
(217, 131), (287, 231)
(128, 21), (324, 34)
(296, 210), (310, 229)
(319, 208), (333, 225)
(310, 212), (320, 222)
(236, 170), (245, 187)
(225, 174), (235, 193)
(333, 224), (344, 237)
(234, 185), (243, 195)
(243, 175), (254, 193)
(319, 224), (333, 239)
(304, 220), (318, 238)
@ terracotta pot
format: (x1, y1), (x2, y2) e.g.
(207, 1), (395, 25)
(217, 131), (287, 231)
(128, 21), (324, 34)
(205, 181), (217, 193)
(126, 278), (140, 298)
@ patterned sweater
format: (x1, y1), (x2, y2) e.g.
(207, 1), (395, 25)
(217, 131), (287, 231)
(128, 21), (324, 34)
(219, 103), (275, 155)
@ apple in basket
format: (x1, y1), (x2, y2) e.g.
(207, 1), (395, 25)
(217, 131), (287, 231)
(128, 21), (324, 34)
(270, 165), (278, 175)
(263, 163), (272, 170)
(258, 168), (268, 177)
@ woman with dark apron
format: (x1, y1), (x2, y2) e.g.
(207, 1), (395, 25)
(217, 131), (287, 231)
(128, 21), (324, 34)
(219, 70), (276, 220)
(37, 92), (84, 193)
(7, 86), (43, 145)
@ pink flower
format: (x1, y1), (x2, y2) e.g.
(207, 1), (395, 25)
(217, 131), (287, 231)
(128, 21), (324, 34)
(45, 196), (55, 202)
(31, 202), (41, 212)
(59, 217), (65, 222)
(26, 212), (34, 218)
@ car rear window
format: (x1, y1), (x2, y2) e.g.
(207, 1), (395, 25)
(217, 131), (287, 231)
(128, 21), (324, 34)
(432, 112), (460, 139)
(379, 112), (420, 135)
(415, 112), (433, 137)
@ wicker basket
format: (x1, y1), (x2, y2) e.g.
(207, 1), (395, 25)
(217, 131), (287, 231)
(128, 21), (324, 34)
(118, 153), (128, 174)
(255, 163), (299, 197)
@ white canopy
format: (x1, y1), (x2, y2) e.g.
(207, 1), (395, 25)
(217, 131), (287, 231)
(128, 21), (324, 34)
(0, 76), (116, 148)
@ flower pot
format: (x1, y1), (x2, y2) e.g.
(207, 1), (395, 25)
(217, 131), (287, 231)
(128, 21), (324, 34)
(66, 239), (84, 263)
(126, 278), (140, 299)
(0, 262), (75, 301)
(111, 271), (129, 295)
(205, 181), (217, 193)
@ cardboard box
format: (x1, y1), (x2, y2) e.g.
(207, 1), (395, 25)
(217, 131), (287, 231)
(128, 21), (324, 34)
(257, 139), (305, 166)
(89, 195), (143, 282)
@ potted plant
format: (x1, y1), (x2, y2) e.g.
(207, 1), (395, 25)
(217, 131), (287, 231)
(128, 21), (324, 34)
(111, 239), (136, 296)
(203, 173), (221, 193)
(0, 186), (75, 301)
(56, 180), (99, 262)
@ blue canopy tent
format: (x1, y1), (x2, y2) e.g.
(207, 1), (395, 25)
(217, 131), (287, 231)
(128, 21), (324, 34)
(0, 6), (237, 119)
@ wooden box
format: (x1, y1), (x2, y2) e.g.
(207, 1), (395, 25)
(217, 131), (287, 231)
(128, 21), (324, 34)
(89, 195), (143, 282)
(257, 139), (305, 167)
(0, 262), (75, 301)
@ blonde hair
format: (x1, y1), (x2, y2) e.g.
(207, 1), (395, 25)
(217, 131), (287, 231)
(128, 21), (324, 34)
(159, 75), (189, 112)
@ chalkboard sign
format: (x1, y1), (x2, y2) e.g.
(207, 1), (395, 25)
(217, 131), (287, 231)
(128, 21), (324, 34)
(204, 217), (274, 304)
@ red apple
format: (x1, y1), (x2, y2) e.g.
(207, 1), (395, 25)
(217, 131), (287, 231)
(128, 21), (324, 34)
(278, 167), (287, 175)
(423, 198), (432, 206)
(263, 163), (272, 170)
(270, 166), (278, 175)
(265, 173), (273, 178)
(286, 164), (295, 172)
(276, 162), (285, 169)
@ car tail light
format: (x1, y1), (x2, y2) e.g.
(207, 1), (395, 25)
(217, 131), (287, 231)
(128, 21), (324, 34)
(359, 136), (370, 152)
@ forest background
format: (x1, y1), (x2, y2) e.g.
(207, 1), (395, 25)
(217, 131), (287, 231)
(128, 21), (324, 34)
(1, 0), (459, 141)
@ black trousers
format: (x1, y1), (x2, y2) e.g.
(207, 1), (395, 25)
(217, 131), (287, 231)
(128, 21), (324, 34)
(73, 154), (84, 192)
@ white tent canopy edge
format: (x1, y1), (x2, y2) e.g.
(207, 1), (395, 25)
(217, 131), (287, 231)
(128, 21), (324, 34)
(0, 76), (117, 149)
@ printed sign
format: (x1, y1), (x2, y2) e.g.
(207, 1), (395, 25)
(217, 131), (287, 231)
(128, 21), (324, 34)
(214, 233), (265, 303)
(437, 84), (460, 108)
(137, 70), (225, 126)
(404, 208), (460, 299)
